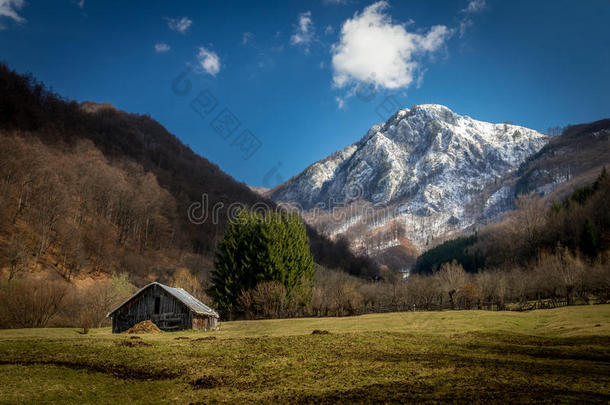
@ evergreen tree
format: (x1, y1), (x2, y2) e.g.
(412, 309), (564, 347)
(580, 218), (599, 259)
(209, 210), (314, 318)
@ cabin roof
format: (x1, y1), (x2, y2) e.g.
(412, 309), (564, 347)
(107, 282), (219, 318)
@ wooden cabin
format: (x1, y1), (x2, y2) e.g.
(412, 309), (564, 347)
(107, 282), (219, 333)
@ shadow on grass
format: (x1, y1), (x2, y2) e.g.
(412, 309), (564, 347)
(282, 379), (610, 404)
(0, 360), (178, 380)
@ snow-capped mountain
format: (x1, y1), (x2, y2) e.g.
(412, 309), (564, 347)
(270, 104), (549, 257)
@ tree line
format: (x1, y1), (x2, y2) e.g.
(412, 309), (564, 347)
(205, 247), (609, 320)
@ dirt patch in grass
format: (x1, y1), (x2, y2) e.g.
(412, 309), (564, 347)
(192, 336), (216, 342)
(190, 374), (225, 389)
(124, 321), (163, 334)
(174, 336), (190, 340)
(118, 340), (152, 348)
(312, 330), (331, 335)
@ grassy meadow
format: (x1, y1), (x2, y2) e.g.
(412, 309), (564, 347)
(0, 305), (609, 404)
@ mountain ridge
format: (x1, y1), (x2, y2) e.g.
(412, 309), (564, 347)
(271, 104), (549, 260)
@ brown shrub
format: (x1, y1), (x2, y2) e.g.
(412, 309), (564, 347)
(0, 277), (68, 328)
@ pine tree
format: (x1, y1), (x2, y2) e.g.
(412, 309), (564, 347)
(208, 209), (314, 318)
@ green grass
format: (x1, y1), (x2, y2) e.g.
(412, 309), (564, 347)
(1, 305), (609, 404)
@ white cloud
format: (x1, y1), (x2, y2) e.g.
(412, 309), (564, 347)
(331, 1), (452, 90)
(323, 0), (348, 5)
(462, 0), (486, 14)
(75, 0), (85, 9)
(459, 0), (487, 37)
(196, 46), (220, 76)
(242, 32), (253, 45)
(0, 0), (26, 26)
(335, 96), (346, 109)
(459, 19), (473, 37)
(154, 43), (170, 53)
(290, 11), (314, 51)
(415, 68), (427, 89)
(324, 24), (333, 35)
(167, 16), (192, 34)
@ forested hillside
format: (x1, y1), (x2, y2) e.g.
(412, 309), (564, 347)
(514, 119), (610, 196)
(414, 167), (610, 274)
(0, 64), (378, 286)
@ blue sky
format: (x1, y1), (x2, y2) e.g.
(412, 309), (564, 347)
(1, 0), (609, 187)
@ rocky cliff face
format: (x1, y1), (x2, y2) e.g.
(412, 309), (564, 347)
(271, 105), (549, 264)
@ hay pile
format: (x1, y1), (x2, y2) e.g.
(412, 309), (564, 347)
(124, 320), (163, 334)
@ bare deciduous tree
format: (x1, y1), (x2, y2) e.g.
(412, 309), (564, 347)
(251, 281), (287, 319)
(1, 231), (32, 281)
(542, 246), (585, 306)
(0, 278), (68, 328)
(435, 261), (468, 309)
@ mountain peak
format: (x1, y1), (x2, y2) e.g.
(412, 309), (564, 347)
(271, 106), (548, 251)
(379, 104), (453, 123)
(411, 103), (453, 112)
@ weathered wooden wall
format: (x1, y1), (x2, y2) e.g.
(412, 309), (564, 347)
(192, 315), (218, 331)
(112, 284), (192, 333)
